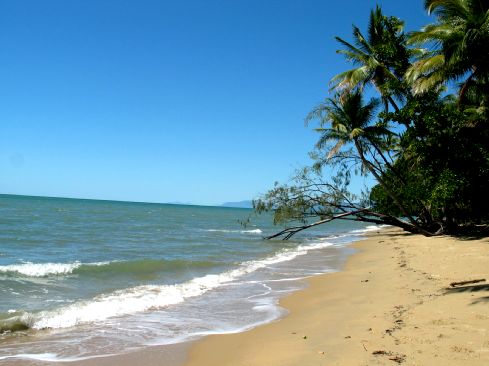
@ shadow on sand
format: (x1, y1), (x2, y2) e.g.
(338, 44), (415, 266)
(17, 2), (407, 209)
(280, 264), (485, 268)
(444, 284), (489, 305)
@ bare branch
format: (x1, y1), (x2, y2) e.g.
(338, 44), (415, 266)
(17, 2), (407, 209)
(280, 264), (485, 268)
(264, 209), (369, 240)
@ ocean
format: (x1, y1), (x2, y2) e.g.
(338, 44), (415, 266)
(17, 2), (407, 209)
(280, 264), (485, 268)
(0, 194), (378, 363)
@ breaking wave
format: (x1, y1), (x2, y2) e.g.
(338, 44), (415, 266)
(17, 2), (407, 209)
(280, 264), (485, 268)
(1, 238), (334, 331)
(0, 259), (219, 278)
(205, 229), (263, 234)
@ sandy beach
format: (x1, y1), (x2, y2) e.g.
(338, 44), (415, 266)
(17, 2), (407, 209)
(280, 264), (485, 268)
(184, 228), (489, 366)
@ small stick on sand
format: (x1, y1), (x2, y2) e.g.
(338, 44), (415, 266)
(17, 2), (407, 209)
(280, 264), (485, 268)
(450, 279), (486, 287)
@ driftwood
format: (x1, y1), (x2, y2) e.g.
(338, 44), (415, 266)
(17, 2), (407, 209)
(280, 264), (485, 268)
(450, 278), (486, 287)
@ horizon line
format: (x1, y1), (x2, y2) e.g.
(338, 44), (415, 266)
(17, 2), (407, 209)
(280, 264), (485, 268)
(0, 192), (252, 209)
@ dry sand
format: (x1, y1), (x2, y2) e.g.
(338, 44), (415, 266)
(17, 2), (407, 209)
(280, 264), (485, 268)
(184, 228), (489, 366)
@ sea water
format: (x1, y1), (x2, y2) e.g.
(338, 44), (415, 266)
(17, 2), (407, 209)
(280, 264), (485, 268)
(0, 194), (378, 362)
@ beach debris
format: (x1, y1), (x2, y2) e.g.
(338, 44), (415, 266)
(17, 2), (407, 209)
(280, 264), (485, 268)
(449, 278), (486, 287)
(451, 345), (474, 353)
(317, 350), (325, 355)
(344, 335), (351, 339)
(385, 319), (404, 337)
(361, 342), (368, 351)
(372, 350), (405, 363)
(389, 355), (406, 363)
(302, 335), (307, 339)
(361, 279), (369, 282)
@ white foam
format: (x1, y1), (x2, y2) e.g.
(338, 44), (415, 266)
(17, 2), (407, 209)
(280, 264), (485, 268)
(0, 262), (82, 277)
(0, 261), (110, 277)
(24, 239), (333, 330)
(206, 229), (263, 234)
(242, 229), (263, 234)
(0, 353), (114, 363)
(0, 353), (59, 362)
(349, 224), (387, 235)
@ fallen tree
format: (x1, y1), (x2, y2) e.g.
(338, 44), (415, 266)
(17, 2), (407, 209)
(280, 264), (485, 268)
(253, 164), (442, 241)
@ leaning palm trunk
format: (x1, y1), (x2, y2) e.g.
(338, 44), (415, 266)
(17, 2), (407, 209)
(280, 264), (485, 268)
(367, 138), (406, 185)
(353, 139), (435, 235)
(387, 95), (400, 112)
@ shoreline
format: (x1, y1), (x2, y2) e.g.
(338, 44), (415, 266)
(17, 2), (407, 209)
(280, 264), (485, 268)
(2, 226), (364, 365)
(10, 228), (489, 365)
(53, 231), (359, 366)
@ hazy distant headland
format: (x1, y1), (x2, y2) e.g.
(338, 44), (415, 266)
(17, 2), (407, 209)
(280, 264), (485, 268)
(220, 200), (253, 208)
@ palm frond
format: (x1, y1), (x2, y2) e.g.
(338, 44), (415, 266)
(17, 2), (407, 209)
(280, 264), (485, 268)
(405, 54), (445, 82)
(411, 68), (447, 94)
(334, 36), (369, 60)
(425, 0), (469, 19)
(350, 127), (365, 139)
(327, 140), (347, 159)
(336, 49), (371, 65)
(408, 24), (454, 45)
(330, 66), (371, 91)
(352, 26), (373, 54)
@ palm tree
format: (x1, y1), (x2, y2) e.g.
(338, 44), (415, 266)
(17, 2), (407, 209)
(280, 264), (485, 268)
(308, 91), (400, 178)
(407, 0), (489, 101)
(331, 6), (411, 113)
(308, 90), (430, 233)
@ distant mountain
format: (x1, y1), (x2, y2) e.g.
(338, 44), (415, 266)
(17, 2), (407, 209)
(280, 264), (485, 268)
(220, 200), (253, 208)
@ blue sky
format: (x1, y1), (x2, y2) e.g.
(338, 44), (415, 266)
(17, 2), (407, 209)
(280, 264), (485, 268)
(0, 1), (431, 205)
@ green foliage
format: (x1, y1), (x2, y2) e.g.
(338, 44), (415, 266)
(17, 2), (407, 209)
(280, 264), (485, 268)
(372, 90), (489, 227)
(256, 2), (489, 238)
(429, 169), (463, 211)
(408, 0), (489, 102)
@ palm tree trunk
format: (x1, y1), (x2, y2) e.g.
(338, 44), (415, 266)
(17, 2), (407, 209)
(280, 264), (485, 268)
(354, 139), (435, 235)
(372, 80), (400, 113)
(367, 139), (407, 185)
(388, 95), (399, 112)
(459, 67), (477, 104)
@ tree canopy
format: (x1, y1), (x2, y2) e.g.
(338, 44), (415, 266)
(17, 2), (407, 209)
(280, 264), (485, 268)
(254, 0), (489, 239)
